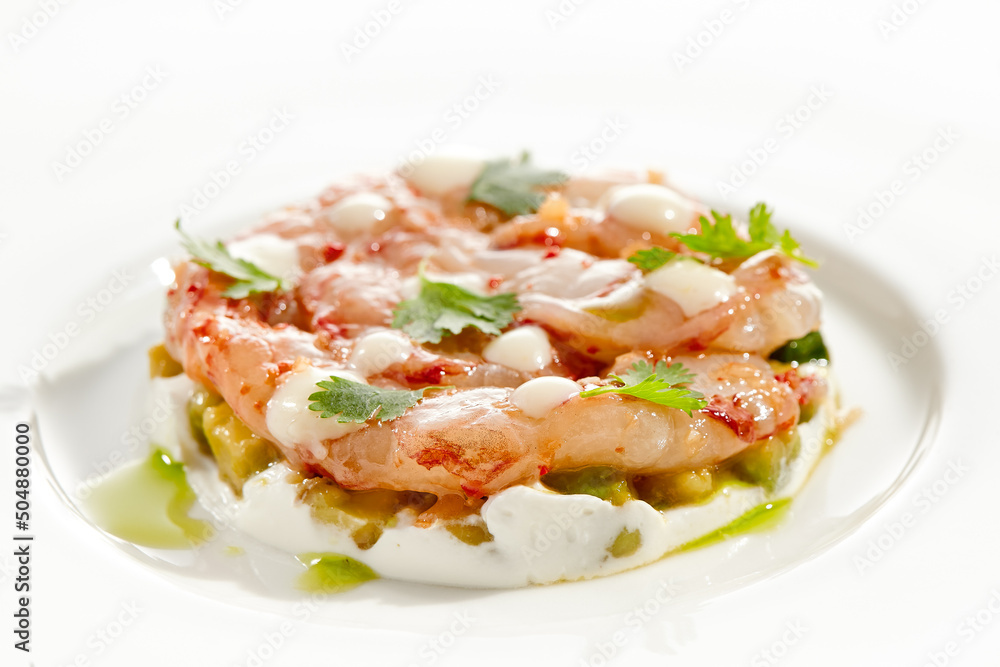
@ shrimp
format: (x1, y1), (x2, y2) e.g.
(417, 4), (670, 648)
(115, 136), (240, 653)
(164, 262), (324, 467)
(306, 351), (798, 498)
(508, 250), (820, 360)
(163, 168), (825, 503)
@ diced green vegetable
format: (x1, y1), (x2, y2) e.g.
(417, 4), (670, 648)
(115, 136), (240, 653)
(187, 385), (224, 451)
(201, 401), (281, 493)
(542, 467), (635, 506)
(148, 343), (183, 378)
(634, 469), (715, 509)
(729, 431), (801, 492)
(297, 477), (436, 550)
(769, 331), (829, 364)
(445, 521), (495, 546)
(607, 528), (642, 558)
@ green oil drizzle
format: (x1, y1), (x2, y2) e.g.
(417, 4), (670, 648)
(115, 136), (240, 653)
(674, 497), (792, 554)
(86, 448), (213, 549)
(296, 553), (379, 594)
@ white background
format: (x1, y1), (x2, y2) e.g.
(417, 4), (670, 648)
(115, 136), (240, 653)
(2, 0), (1000, 665)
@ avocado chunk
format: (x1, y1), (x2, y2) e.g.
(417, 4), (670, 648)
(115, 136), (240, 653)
(769, 331), (829, 364)
(148, 343), (183, 378)
(729, 431), (801, 492)
(445, 520), (495, 546)
(607, 528), (642, 558)
(201, 401), (281, 494)
(297, 477), (436, 550)
(187, 385), (224, 451)
(634, 469), (715, 509)
(542, 466), (635, 506)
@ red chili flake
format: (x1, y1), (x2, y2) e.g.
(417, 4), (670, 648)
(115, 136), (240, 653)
(703, 395), (757, 442)
(488, 276), (504, 289)
(538, 465), (550, 477)
(415, 447), (467, 474)
(774, 368), (819, 405)
(530, 227), (565, 249)
(313, 314), (344, 337)
(587, 345), (600, 355)
(543, 247), (561, 259)
(322, 242), (345, 263)
(405, 362), (450, 385)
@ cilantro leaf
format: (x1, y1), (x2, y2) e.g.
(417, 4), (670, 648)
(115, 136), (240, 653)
(747, 202), (781, 246)
(578, 360), (707, 416)
(308, 376), (448, 423)
(392, 267), (521, 343)
(671, 203), (818, 267)
(175, 220), (289, 298)
(616, 360), (697, 387)
(627, 247), (677, 273)
(467, 152), (567, 216)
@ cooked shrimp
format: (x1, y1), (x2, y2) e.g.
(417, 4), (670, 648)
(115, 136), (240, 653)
(164, 168), (825, 502)
(307, 351), (798, 497)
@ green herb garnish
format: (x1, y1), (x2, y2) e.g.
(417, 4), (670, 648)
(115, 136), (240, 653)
(627, 246), (677, 273)
(308, 375), (448, 423)
(175, 220), (289, 298)
(671, 203), (817, 267)
(769, 331), (829, 364)
(467, 152), (567, 216)
(578, 360), (707, 416)
(392, 265), (521, 343)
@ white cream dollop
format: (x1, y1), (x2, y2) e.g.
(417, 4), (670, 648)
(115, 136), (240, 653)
(482, 326), (553, 372)
(265, 366), (367, 461)
(323, 192), (393, 235)
(509, 376), (580, 418)
(226, 234), (300, 280)
(645, 259), (737, 318)
(348, 330), (413, 377)
(406, 150), (486, 197)
(606, 183), (698, 235)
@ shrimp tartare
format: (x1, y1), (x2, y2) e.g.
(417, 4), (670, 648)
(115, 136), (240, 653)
(146, 151), (843, 587)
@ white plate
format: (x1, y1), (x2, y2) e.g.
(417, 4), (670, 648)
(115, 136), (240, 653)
(31, 216), (941, 635)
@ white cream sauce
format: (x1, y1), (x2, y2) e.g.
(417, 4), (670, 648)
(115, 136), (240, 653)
(645, 258), (737, 317)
